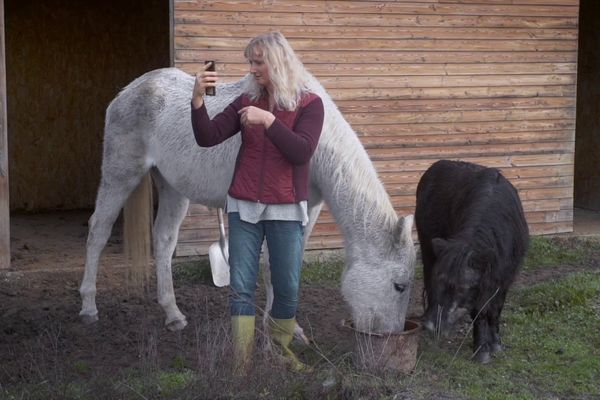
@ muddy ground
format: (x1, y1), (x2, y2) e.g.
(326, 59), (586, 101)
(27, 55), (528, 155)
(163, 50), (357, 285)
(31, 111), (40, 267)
(2, 211), (369, 386)
(1, 210), (598, 393)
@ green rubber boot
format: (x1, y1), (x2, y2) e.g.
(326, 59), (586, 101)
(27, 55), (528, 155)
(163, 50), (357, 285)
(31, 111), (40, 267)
(269, 317), (310, 372)
(231, 315), (255, 373)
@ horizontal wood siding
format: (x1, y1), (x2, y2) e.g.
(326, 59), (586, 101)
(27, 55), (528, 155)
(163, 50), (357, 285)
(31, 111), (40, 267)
(173, 0), (579, 256)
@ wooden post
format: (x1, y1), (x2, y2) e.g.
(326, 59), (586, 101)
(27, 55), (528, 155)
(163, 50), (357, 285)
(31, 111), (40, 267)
(0, 0), (10, 269)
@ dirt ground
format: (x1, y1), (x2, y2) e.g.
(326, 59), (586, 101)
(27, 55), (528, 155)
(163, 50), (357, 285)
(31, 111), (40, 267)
(1, 211), (373, 387)
(2, 210), (600, 391)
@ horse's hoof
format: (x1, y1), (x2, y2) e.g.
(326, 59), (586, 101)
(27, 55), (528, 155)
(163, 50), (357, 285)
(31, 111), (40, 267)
(81, 313), (99, 325)
(474, 350), (491, 364)
(166, 318), (188, 332)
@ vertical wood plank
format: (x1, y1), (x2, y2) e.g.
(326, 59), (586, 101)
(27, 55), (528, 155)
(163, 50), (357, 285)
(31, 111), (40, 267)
(0, 0), (10, 269)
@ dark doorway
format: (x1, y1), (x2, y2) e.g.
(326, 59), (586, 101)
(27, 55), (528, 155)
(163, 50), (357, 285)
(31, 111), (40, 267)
(5, 0), (171, 212)
(574, 0), (600, 211)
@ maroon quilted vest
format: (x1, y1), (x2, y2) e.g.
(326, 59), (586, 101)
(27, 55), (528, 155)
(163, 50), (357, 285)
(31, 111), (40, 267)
(228, 93), (319, 204)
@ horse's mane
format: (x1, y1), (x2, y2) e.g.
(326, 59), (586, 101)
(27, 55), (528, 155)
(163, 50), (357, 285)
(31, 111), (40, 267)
(304, 73), (398, 235)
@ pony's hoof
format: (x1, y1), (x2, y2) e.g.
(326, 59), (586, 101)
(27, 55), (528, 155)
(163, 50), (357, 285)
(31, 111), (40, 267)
(474, 350), (491, 364)
(166, 318), (188, 332)
(80, 313), (99, 325)
(491, 343), (503, 353)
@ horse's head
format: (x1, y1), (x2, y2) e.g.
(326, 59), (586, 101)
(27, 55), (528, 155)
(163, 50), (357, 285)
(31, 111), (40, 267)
(341, 215), (416, 333)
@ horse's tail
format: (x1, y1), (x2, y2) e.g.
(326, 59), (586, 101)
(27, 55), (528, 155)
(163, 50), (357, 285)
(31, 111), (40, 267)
(123, 173), (153, 295)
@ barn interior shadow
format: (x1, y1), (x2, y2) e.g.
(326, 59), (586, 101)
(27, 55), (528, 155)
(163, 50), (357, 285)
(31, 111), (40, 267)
(5, 0), (170, 271)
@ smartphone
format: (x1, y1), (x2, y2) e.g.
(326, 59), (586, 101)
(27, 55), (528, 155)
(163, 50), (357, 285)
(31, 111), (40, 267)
(204, 60), (216, 96)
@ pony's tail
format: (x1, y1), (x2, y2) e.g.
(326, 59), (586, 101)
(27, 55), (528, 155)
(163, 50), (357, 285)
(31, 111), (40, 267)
(123, 173), (153, 296)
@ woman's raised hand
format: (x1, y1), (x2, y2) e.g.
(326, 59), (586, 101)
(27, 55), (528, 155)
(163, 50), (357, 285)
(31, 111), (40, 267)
(192, 62), (218, 109)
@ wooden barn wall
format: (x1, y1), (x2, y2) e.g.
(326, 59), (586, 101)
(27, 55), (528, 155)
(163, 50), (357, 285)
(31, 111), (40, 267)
(5, 0), (170, 211)
(173, 0), (579, 257)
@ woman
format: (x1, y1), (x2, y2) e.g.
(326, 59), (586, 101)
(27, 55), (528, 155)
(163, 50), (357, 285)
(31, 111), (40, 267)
(191, 32), (324, 371)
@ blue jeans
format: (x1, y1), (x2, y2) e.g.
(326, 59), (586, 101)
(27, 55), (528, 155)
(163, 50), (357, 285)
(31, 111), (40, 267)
(227, 212), (304, 319)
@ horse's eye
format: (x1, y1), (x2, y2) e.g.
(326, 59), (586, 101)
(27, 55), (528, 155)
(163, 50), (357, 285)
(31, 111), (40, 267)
(394, 283), (406, 293)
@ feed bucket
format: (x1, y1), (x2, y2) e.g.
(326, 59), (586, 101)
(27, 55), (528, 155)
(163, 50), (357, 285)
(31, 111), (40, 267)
(342, 319), (421, 373)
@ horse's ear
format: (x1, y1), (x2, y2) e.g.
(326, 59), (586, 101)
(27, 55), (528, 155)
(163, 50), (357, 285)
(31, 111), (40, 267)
(395, 214), (414, 245)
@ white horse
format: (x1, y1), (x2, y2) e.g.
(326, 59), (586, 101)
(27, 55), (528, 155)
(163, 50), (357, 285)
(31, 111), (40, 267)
(79, 68), (416, 334)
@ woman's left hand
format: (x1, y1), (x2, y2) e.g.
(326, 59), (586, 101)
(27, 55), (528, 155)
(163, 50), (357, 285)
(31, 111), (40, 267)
(238, 106), (275, 129)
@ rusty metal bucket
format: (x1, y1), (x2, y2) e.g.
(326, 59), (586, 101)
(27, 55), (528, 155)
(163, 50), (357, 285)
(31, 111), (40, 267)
(342, 319), (421, 373)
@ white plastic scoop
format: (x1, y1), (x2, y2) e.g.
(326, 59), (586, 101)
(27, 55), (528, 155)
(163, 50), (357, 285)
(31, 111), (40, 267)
(208, 208), (230, 287)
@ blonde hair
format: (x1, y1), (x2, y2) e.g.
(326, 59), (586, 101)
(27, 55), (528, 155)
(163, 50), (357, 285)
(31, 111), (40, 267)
(243, 31), (310, 111)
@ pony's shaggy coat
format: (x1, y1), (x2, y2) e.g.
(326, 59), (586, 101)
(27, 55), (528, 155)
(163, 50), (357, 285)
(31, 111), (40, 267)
(415, 160), (529, 363)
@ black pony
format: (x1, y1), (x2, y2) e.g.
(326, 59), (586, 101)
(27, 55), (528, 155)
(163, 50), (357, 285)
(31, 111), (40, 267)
(415, 160), (529, 363)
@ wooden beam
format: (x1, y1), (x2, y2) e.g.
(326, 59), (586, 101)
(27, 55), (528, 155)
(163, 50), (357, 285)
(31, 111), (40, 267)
(0, 0), (10, 269)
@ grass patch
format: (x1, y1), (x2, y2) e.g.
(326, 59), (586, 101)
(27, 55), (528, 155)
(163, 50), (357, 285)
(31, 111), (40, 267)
(414, 271), (600, 400)
(172, 259), (214, 285)
(301, 259), (345, 285)
(514, 272), (599, 314)
(522, 236), (600, 271)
